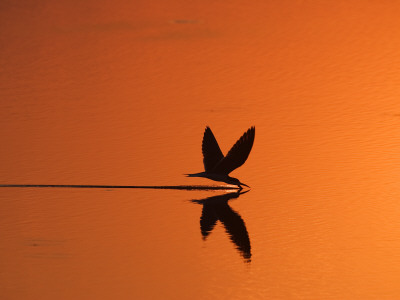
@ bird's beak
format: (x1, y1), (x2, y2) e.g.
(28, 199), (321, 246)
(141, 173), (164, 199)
(240, 182), (249, 188)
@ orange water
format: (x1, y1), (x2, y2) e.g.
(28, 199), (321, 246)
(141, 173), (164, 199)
(2, 1), (400, 299)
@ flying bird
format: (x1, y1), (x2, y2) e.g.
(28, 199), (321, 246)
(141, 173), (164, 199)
(186, 126), (255, 189)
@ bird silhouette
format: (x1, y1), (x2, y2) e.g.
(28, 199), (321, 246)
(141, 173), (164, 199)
(186, 126), (255, 189)
(191, 190), (251, 262)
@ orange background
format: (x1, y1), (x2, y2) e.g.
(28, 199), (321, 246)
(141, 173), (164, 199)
(2, 1), (400, 299)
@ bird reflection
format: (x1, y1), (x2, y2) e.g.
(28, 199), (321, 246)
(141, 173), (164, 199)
(191, 190), (251, 262)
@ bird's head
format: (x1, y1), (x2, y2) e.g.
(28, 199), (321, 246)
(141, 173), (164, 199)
(227, 176), (249, 189)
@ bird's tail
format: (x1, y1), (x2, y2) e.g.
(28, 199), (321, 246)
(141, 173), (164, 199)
(185, 172), (205, 177)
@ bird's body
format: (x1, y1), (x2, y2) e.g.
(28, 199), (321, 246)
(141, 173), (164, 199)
(186, 126), (255, 189)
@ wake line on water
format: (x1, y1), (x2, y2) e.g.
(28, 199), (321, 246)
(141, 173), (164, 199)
(0, 184), (239, 191)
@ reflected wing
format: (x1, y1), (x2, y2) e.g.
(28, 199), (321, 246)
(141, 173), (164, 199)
(200, 204), (218, 239)
(212, 127), (255, 175)
(217, 203), (251, 262)
(191, 191), (246, 239)
(202, 127), (224, 172)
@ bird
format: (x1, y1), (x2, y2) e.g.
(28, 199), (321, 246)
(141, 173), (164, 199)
(186, 126), (255, 189)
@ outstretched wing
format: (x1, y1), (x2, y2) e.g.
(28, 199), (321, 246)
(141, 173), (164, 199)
(212, 127), (255, 175)
(202, 126), (224, 172)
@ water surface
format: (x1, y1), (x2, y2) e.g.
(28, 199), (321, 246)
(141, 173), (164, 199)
(2, 1), (400, 299)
